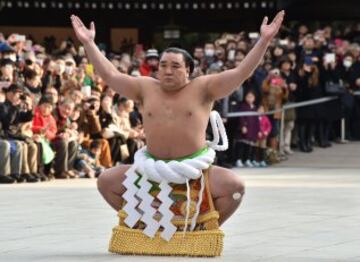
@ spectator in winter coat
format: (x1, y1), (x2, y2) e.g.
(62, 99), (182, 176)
(235, 90), (260, 168)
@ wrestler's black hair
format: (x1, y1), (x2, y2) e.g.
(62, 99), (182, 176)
(160, 47), (195, 75)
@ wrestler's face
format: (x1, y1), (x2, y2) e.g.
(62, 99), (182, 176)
(158, 52), (189, 92)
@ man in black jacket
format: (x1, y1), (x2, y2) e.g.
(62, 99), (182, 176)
(0, 84), (38, 182)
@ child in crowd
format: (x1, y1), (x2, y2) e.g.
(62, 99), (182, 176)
(236, 90), (260, 168)
(74, 140), (105, 178)
(255, 105), (272, 167)
(32, 95), (57, 177)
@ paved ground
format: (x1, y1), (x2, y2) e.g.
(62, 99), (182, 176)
(1, 142), (360, 262)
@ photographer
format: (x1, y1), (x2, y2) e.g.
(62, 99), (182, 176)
(78, 96), (113, 168)
(0, 84), (38, 182)
(54, 40), (77, 57)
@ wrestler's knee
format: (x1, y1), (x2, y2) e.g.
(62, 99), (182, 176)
(227, 169), (245, 197)
(97, 170), (112, 194)
(210, 166), (245, 199)
(97, 165), (130, 194)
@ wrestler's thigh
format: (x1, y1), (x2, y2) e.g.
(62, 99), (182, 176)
(97, 164), (131, 194)
(208, 165), (245, 199)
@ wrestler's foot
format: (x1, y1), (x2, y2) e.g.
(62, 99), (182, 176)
(235, 159), (244, 168)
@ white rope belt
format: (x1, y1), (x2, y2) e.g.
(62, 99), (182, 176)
(122, 111), (228, 241)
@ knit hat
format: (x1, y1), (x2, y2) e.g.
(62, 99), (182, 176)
(145, 49), (159, 60)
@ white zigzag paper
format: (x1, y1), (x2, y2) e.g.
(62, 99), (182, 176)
(158, 181), (177, 241)
(122, 166), (141, 228)
(136, 174), (160, 238)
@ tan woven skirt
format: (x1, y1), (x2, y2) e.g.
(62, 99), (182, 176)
(109, 168), (224, 257)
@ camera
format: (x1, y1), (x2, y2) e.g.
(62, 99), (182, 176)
(89, 104), (95, 110)
(66, 41), (73, 49)
(20, 94), (27, 100)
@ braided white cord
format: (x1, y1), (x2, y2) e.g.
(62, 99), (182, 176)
(207, 111), (228, 151)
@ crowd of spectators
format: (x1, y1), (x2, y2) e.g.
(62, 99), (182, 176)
(1, 22), (360, 183)
(191, 24), (360, 167)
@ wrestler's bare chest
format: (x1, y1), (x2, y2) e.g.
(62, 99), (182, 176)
(139, 82), (213, 158)
(141, 83), (210, 128)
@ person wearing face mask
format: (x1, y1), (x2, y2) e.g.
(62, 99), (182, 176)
(339, 54), (357, 140)
(64, 57), (76, 77)
(204, 42), (216, 69)
(214, 46), (226, 68)
(318, 54), (343, 147)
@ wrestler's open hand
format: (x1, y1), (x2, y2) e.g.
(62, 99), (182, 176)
(70, 15), (95, 45)
(260, 10), (285, 42)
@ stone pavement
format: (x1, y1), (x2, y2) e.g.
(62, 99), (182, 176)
(1, 142), (360, 262)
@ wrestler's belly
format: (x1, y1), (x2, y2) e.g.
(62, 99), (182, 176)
(144, 126), (207, 160)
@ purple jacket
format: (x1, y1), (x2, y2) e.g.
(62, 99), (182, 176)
(238, 102), (260, 142)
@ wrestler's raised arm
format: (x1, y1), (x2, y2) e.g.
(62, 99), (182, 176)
(203, 10), (285, 100)
(70, 15), (143, 101)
